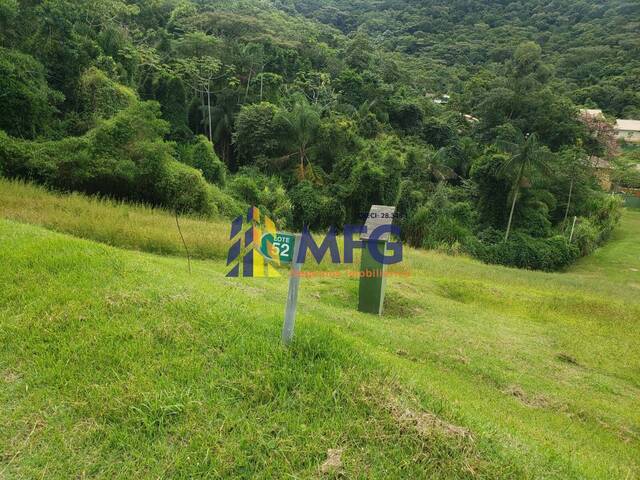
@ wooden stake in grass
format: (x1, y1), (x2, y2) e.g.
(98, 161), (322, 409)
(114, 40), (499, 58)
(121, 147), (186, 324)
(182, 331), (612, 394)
(175, 211), (192, 274)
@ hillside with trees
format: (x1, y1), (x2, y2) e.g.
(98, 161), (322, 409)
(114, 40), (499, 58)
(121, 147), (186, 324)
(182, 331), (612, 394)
(0, 0), (634, 270)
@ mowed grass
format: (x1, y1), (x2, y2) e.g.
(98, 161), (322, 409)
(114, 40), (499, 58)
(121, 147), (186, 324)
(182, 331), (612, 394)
(1, 181), (639, 478)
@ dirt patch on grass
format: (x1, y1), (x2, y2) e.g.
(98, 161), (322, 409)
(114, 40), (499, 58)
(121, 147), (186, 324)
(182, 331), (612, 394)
(503, 385), (551, 408)
(362, 383), (473, 443)
(393, 400), (473, 441)
(2, 369), (21, 383)
(320, 448), (344, 475)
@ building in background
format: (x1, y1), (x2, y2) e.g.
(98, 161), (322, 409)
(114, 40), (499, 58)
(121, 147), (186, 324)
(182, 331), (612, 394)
(615, 119), (640, 143)
(580, 108), (604, 119)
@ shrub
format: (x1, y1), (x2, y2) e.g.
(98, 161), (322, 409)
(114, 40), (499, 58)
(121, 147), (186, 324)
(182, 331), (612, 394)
(402, 184), (474, 248)
(160, 161), (212, 215)
(289, 180), (345, 231)
(0, 102), (218, 216)
(79, 67), (137, 117)
(228, 169), (293, 227)
(467, 232), (579, 271)
(571, 218), (600, 256)
(0, 47), (63, 138)
(404, 206), (472, 249)
(179, 135), (227, 186)
(207, 184), (246, 219)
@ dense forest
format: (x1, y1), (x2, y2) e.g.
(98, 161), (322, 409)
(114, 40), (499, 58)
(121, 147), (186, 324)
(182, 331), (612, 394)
(0, 0), (635, 270)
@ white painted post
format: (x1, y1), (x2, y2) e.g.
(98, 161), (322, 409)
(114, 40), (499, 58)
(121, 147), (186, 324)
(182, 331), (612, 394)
(569, 215), (577, 243)
(281, 234), (302, 345)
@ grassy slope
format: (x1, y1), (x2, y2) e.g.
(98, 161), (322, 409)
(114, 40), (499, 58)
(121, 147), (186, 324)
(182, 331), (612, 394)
(0, 179), (230, 260)
(1, 182), (639, 479)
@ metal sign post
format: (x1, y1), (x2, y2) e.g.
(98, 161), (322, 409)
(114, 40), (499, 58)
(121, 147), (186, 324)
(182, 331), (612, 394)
(281, 234), (302, 345)
(258, 230), (302, 345)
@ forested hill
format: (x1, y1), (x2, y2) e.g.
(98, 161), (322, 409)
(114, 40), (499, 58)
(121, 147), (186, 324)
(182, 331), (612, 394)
(285, 0), (640, 117)
(0, 0), (631, 272)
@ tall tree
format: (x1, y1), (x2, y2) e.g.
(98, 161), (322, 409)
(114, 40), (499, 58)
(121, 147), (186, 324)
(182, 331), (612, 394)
(498, 131), (549, 240)
(173, 56), (222, 143)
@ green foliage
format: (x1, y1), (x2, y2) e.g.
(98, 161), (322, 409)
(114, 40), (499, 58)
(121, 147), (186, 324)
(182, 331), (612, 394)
(227, 168), (293, 227)
(0, 0), (632, 270)
(312, 115), (361, 172)
(468, 232), (579, 271)
(470, 152), (511, 228)
(276, 95), (321, 180)
(403, 185), (474, 249)
(612, 147), (640, 188)
(338, 136), (404, 223)
(160, 160), (211, 215)
(288, 180), (345, 231)
(0, 102), (220, 215)
(151, 72), (191, 140)
(179, 135), (227, 186)
(233, 102), (284, 167)
(78, 67), (137, 127)
(0, 47), (63, 138)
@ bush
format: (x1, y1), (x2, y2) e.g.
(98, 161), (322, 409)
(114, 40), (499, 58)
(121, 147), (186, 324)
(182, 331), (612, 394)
(227, 169), (293, 227)
(179, 135), (227, 186)
(0, 47), (63, 138)
(208, 184), (246, 219)
(569, 194), (622, 256)
(571, 218), (600, 256)
(404, 206), (472, 249)
(78, 67), (137, 126)
(402, 184), (474, 248)
(289, 180), (345, 231)
(160, 161), (212, 215)
(0, 102), (220, 216)
(467, 232), (579, 271)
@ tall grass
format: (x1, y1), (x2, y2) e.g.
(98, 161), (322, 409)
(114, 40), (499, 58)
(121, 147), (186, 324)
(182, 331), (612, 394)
(0, 178), (230, 259)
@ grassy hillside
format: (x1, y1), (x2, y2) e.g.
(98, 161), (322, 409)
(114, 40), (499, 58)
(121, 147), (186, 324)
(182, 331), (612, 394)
(1, 183), (639, 478)
(0, 179), (230, 260)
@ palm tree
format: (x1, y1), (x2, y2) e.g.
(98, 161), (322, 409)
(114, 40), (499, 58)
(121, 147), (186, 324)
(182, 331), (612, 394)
(497, 131), (549, 241)
(277, 97), (321, 181)
(428, 147), (457, 182)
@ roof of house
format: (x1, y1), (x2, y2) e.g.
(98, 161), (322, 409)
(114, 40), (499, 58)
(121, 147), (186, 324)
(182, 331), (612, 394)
(616, 119), (640, 131)
(580, 108), (603, 118)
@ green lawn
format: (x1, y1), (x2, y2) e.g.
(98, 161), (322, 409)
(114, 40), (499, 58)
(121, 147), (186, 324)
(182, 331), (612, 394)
(1, 184), (639, 478)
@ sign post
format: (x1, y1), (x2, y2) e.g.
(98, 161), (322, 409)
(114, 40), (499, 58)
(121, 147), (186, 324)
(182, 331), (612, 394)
(358, 205), (396, 315)
(259, 231), (302, 345)
(281, 233), (302, 345)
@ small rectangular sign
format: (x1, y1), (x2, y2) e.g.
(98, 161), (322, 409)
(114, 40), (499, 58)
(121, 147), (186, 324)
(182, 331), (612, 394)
(261, 232), (296, 263)
(361, 205), (396, 241)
